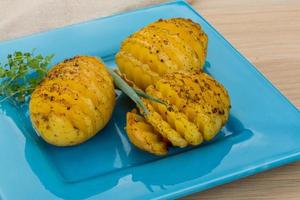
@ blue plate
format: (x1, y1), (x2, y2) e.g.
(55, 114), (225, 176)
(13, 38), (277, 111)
(0, 1), (299, 199)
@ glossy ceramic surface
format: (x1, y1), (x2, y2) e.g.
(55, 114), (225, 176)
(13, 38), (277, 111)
(0, 1), (300, 199)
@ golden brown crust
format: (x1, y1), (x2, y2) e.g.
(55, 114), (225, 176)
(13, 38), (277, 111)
(29, 56), (115, 146)
(125, 70), (230, 154)
(126, 109), (168, 155)
(116, 18), (208, 90)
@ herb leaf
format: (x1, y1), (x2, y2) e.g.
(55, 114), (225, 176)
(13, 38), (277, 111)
(106, 67), (150, 115)
(0, 50), (54, 104)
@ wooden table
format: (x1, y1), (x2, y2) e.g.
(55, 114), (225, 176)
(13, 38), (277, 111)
(183, 0), (300, 199)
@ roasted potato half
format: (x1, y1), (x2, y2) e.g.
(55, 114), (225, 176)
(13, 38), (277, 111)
(29, 56), (115, 146)
(116, 18), (208, 90)
(126, 109), (168, 155)
(125, 70), (230, 154)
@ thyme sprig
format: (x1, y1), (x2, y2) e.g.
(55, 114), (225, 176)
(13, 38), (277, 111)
(0, 49), (54, 104)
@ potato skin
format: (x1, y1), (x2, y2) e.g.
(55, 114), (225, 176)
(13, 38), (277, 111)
(126, 109), (168, 155)
(29, 56), (115, 146)
(153, 70), (230, 141)
(116, 18), (208, 90)
(125, 70), (230, 154)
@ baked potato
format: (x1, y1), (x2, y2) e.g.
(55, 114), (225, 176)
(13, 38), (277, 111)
(126, 109), (168, 155)
(126, 70), (230, 154)
(116, 18), (208, 90)
(29, 56), (115, 146)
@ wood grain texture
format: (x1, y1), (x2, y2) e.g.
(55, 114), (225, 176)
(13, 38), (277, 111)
(183, 0), (300, 199)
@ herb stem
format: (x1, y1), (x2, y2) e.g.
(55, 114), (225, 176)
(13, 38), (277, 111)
(0, 50), (54, 104)
(106, 67), (149, 115)
(0, 86), (35, 103)
(133, 88), (167, 105)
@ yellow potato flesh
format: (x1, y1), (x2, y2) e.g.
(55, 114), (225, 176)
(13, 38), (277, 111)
(29, 56), (115, 146)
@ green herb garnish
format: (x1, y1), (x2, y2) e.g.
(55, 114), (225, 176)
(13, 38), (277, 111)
(107, 69), (167, 115)
(106, 67), (150, 114)
(96, 56), (165, 115)
(0, 49), (54, 104)
(133, 88), (166, 105)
